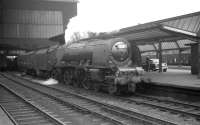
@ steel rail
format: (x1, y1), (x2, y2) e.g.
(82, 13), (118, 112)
(0, 84), (69, 125)
(0, 104), (19, 125)
(120, 95), (200, 120)
(0, 73), (132, 125)
(3, 73), (178, 125)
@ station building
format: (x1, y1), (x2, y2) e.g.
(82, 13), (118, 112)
(0, 0), (77, 53)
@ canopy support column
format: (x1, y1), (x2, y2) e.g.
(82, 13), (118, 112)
(158, 40), (163, 72)
(175, 41), (182, 66)
(152, 43), (158, 58)
(198, 43), (200, 78)
(191, 43), (199, 75)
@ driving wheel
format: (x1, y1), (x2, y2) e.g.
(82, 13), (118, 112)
(63, 70), (72, 85)
(108, 84), (117, 95)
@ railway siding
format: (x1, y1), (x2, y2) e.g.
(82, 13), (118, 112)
(3, 72), (200, 125)
(0, 84), (66, 125)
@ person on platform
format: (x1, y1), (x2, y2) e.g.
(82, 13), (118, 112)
(146, 57), (150, 72)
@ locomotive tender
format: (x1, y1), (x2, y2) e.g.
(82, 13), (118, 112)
(17, 38), (144, 94)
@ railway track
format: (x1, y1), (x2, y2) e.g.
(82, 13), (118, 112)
(12, 73), (200, 125)
(48, 85), (200, 125)
(0, 74), (122, 125)
(1, 72), (178, 125)
(0, 84), (66, 125)
(125, 93), (200, 119)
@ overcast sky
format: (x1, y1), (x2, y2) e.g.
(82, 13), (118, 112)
(65, 0), (200, 41)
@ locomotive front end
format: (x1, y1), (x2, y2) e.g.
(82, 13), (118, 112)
(114, 67), (144, 92)
(107, 38), (144, 93)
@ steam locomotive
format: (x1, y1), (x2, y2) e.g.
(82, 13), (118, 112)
(17, 38), (144, 94)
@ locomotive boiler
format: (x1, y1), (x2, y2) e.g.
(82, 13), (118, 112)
(17, 37), (144, 94)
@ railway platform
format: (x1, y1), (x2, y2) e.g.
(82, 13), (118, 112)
(143, 68), (200, 90)
(0, 106), (14, 125)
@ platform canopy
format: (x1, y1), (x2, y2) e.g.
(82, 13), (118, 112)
(0, 0), (78, 51)
(113, 11), (200, 53)
(116, 11), (200, 43)
(78, 11), (200, 53)
(111, 11), (200, 74)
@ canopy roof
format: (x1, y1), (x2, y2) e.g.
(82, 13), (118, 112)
(115, 11), (200, 53)
(77, 11), (200, 53)
(118, 11), (200, 42)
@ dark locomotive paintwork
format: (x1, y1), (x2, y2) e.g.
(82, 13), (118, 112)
(62, 38), (132, 67)
(0, 54), (8, 71)
(0, 54), (17, 71)
(17, 38), (144, 94)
